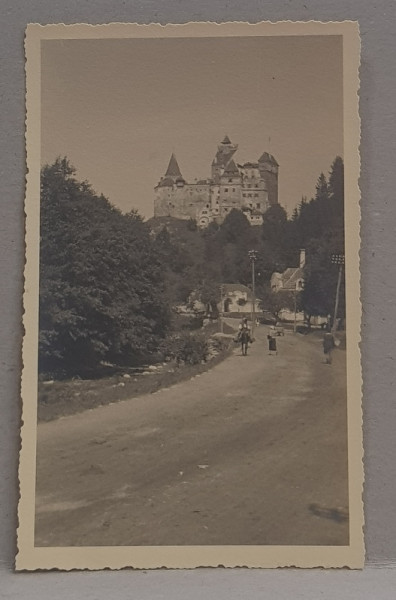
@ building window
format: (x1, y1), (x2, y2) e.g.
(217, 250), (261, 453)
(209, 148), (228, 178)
(228, 178), (233, 183)
(247, 184), (252, 188)
(256, 202), (260, 208)
(248, 194), (252, 198)
(254, 193), (258, 198)
(224, 188), (228, 192)
(255, 184), (259, 188)
(232, 188), (235, 192)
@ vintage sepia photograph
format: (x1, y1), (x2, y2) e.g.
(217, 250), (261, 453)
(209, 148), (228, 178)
(18, 21), (363, 569)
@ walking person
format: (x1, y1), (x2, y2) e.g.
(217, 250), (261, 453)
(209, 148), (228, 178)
(323, 332), (335, 364)
(237, 317), (251, 356)
(267, 332), (277, 356)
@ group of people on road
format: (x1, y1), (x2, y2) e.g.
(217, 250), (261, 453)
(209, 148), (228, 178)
(235, 317), (278, 357)
(236, 317), (338, 363)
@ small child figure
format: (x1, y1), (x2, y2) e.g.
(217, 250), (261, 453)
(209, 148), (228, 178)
(267, 333), (277, 356)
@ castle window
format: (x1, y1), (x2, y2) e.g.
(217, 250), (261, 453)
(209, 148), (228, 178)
(206, 204), (209, 208)
(254, 193), (258, 198)
(255, 184), (259, 188)
(232, 188), (235, 192)
(228, 178), (233, 183)
(224, 188), (228, 192)
(256, 203), (260, 209)
(243, 193), (246, 198)
(248, 194), (252, 198)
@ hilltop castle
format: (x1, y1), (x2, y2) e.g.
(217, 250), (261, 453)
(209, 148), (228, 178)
(154, 136), (279, 228)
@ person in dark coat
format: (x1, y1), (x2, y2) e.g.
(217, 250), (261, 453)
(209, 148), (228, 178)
(323, 332), (335, 364)
(267, 333), (277, 356)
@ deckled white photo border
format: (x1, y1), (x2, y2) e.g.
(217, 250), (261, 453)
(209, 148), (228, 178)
(17, 20), (363, 570)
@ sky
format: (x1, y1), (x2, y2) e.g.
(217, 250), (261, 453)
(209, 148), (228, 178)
(41, 35), (343, 218)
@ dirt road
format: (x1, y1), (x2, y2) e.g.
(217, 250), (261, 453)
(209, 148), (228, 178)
(35, 325), (349, 547)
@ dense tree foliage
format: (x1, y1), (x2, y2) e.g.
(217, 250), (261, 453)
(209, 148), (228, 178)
(151, 156), (345, 322)
(39, 158), (170, 377)
(39, 155), (345, 377)
(293, 157), (345, 320)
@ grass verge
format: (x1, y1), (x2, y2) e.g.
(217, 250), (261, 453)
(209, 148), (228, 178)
(38, 329), (236, 423)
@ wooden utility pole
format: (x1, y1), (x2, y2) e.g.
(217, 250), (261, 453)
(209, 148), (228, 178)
(219, 284), (224, 333)
(248, 250), (258, 336)
(293, 289), (297, 334)
(331, 254), (345, 334)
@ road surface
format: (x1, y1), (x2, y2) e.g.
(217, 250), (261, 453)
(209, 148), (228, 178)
(35, 325), (349, 547)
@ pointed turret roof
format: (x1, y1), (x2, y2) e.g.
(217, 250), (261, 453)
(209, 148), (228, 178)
(165, 153), (182, 178)
(223, 159), (239, 175)
(258, 152), (279, 166)
(222, 134), (232, 144)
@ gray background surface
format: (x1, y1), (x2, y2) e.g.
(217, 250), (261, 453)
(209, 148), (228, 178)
(1, 0), (395, 596)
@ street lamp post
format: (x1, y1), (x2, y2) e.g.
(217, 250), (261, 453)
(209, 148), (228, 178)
(248, 250), (258, 336)
(219, 284), (224, 333)
(331, 253), (345, 334)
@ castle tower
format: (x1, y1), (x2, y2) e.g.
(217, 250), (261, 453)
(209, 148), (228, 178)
(211, 135), (238, 182)
(258, 151), (279, 206)
(163, 153), (185, 185)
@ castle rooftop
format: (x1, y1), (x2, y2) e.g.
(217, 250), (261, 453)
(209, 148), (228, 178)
(165, 153), (183, 178)
(223, 158), (239, 175)
(258, 152), (279, 166)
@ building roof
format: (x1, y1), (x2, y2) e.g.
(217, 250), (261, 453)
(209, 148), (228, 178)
(221, 282), (255, 301)
(258, 152), (279, 166)
(222, 283), (250, 294)
(223, 159), (240, 175)
(214, 137), (238, 168)
(278, 267), (304, 290)
(156, 177), (175, 188)
(241, 162), (259, 169)
(165, 153), (183, 178)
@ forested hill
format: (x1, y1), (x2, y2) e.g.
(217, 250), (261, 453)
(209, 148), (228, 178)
(39, 156), (344, 377)
(147, 154), (345, 319)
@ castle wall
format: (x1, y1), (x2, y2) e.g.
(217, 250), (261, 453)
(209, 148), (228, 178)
(219, 174), (242, 220)
(154, 141), (279, 227)
(240, 166), (269, 215)
(154, 183), (210, 221)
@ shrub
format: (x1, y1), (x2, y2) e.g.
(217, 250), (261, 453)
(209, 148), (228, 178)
(162, 332), (209, 365)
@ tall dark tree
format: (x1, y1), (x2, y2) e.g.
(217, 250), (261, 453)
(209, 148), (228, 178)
(328, 155), (345, 231)
(39, 158), (170, 377)
(296, 159), (345, 321)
